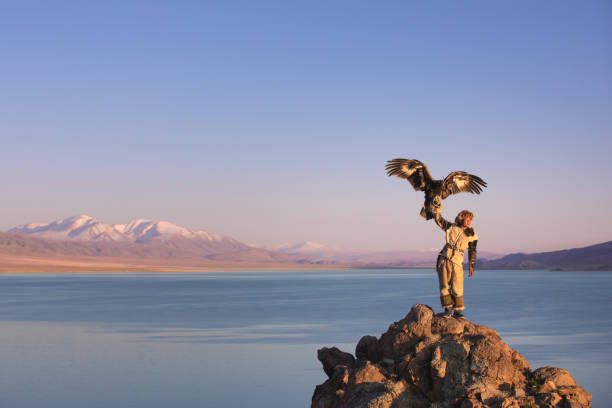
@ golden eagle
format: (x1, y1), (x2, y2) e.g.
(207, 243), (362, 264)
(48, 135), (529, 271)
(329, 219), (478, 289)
(385, 158), (487, 220)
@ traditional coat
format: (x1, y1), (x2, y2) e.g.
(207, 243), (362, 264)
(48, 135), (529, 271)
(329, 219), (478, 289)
(434, 214), (478, 311)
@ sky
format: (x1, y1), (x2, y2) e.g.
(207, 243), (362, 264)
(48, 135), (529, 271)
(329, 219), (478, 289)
(1, 1), (611, 254)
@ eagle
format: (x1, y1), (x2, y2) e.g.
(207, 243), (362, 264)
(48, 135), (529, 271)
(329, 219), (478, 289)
(385, 158), (487, 220)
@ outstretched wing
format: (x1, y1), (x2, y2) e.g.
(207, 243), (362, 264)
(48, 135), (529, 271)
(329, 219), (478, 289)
(385, 159), (433, 191)
(441, 171), (487, 199)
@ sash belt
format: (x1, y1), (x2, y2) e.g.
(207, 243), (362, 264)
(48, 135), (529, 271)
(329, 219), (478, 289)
(440, 243), (461, 261)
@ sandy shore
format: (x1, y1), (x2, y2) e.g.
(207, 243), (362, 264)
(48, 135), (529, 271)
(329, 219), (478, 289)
(0, 254), (351, 273)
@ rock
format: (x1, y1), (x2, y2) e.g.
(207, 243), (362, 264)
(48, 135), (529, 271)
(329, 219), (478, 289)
(312, 304), (592, 408)
(377, 304), (435, 361)
(532, 366), (578, 388)
(351, 361), (387, 384)
(531, 366), (591, 408)
(431, 314), (464, 336)
(355, 335), (379, 362)
(318, 347), (356, 378)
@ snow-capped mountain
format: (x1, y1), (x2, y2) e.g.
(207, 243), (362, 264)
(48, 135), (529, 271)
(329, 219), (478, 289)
(114, 219), (235, 244)
(10, 215), (237, 245)
(7, 215), (291, 262)
(7, 216), (505, 266)
(10, 215), (129, 242)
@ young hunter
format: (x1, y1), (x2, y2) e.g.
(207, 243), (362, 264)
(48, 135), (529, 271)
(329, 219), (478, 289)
(434, 210), (478, 319)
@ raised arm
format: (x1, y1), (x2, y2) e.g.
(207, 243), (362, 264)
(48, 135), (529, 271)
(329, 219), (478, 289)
(434, 213), (452, 231)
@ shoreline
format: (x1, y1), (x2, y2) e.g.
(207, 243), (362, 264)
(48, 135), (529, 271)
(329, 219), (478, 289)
(2, 255), (608, 274)
(0, 254), (356, 274)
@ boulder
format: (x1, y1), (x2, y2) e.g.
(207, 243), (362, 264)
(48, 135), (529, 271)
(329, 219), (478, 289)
(355, 335), (379, 362)
(312, 304), (591, 408)
(318, 347), (356, 378)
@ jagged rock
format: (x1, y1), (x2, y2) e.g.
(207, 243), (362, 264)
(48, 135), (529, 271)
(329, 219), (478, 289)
(532, 366), (578, 388)
(312, 304), (591, 408)
(319, 347), (356, 378)
(356, 335), (379, 362)
(532, 367), (591, 408)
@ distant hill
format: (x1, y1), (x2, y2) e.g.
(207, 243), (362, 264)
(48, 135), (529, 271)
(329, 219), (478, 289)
(253, 241), (504, 267)
(2, 215), (299, 263)
(0, 230), (302, 263)
(4, 215), (610, 270)
(10, 214), (241, 245)
(4, 215), (504, 267)
(478, 241), (612, 270)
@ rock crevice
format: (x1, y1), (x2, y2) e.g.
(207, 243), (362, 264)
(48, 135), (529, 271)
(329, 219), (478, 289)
(312, 304), (591, 408)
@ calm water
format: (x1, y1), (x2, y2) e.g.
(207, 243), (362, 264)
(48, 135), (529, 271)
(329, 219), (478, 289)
(1, 270), (610, 407)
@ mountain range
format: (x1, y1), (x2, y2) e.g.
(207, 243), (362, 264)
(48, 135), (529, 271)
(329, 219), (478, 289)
(3, 215), (292, 263)
(5, 215), (495, 266)
(478, 240), (612, 270)
(254, 241), (503, 267)
(11, 214), (236, 244)
(2, 215), (610, 270)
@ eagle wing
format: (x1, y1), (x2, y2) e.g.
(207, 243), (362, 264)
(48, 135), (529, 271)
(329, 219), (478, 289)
(441, 171), (487, 199)
(385, 159), (433, 191)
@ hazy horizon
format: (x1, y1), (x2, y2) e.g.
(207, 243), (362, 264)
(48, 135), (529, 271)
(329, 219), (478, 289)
(4, 212), (608, 256)
(2, 1), (611, 254)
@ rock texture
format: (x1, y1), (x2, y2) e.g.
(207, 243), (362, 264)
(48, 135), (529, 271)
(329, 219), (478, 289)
(312, 304), (591, 408)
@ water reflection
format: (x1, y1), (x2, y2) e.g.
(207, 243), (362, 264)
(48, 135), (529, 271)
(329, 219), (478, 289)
(88, 323), (329, 343)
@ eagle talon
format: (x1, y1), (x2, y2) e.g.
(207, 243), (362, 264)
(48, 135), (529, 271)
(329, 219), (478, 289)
(419, 207), (428, 220)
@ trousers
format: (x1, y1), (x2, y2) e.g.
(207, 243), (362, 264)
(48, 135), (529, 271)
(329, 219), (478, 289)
(436, 256), (464, 311)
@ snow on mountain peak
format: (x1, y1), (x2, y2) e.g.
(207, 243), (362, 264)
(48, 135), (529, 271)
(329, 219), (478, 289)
(10, 215), (232, 245)
(67, 214), (93, 222)
(302, 241), (325, 249)
(10, 214), (128, 242)
(259, 241), (330, 253)
(111, 219), (205, 243)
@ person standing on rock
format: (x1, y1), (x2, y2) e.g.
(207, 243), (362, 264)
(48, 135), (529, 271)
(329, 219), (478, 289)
(434, 210), (478, 319)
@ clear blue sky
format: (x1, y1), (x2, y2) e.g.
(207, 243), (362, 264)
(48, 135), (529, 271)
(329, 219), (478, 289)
(1, 1), (610, 253)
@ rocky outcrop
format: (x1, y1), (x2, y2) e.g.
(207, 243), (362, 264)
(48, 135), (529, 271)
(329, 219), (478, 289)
(312, 304), (591, 408)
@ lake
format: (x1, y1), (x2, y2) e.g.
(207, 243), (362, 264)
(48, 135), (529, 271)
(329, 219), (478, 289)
(1, 269), (610, 407)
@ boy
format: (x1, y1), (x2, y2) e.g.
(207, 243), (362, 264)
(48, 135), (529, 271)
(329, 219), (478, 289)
(434, 210), (478, 319)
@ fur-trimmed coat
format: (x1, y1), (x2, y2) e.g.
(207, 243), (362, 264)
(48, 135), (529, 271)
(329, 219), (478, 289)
(434, 214), (478, 267)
